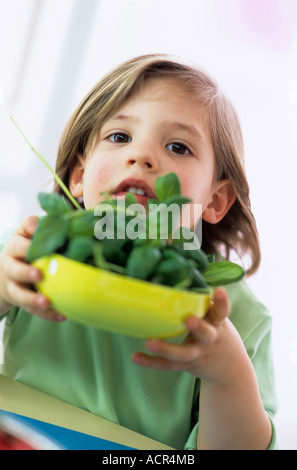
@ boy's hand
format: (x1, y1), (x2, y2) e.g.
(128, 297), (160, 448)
(132, 288), (246, 384)
(0, 215), (66, 321)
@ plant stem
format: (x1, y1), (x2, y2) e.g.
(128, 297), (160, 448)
(10, 116), (82, 211)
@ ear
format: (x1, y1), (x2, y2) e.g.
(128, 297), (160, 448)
(69, 153), (85, 198)
(202, 180), (236, 224)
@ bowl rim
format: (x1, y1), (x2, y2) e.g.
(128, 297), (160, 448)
(33, 253), (212, 299)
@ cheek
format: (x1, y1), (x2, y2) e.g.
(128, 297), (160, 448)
(85, 157), (114, 185)
(90, 162), (113, 185)
(181, 176), (213, 209)
(83, 158), (115, 208)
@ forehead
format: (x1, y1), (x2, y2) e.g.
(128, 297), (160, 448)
(109, 77), (212, 144)
(124, 77), (197, 109)
(110, 77), (210, 128)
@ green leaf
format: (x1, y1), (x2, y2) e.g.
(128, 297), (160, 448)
(172, 241), (209, 273)
(191, 268), (209, 288)
(38, 192), (72, 215)
(161, 195), (192, 207)
(26, 168), (246, 293)
(153, 250), (194, 287)
(126, 245), (162, 281)
(124, 192), (137, 205)
(100, 238), (128, 265)
(26, 214), (70, 261)
(64, 237), (95, 263)
(202, 261), (245, 286)
(68, 210), (98, 238)
(171, 227), (202, 253)
(155, 173), (181, 201)
(188, 286), (211, 294)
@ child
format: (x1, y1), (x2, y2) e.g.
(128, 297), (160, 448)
(0, 54), (277, 449)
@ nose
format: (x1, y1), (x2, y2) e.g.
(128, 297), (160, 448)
(125, 142), (159, 171)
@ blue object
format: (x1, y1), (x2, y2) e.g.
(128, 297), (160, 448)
(0, 409), (135, 450)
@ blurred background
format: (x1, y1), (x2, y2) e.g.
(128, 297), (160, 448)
(0, 0), (296, 449)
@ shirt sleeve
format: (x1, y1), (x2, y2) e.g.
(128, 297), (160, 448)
(183, 313), (278, 450)
(243, 315), (278, 449)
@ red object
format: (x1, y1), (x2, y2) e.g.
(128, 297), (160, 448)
(0, 429), (36, 450)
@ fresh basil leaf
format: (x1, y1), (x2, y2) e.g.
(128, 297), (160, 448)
(155, 173), (181, 201)
(26, 214), (70, 261)
(64, 236), (95, 263)
(38, 192), (72, 215)
(191, 267), (209, 288)
(154, 257), (193, 287)
(161, 195), (192, 208)
(188, 286), (211, 294)
(124, 193), (137, 205)
(202, 261), (245, 286)
(172, 241), (209, 273)
(126, 245), (162, 280)
(68, 210), (98, 238)
(29, 172), (246, 293)
(100, 238), (129, 266)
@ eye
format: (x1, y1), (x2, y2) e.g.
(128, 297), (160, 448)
(108, 132), (131, 143)
(167, 142), (191, 155)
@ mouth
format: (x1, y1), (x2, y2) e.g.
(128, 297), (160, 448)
(111, 178), (156, 202)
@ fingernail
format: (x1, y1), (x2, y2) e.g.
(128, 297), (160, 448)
(29, 268), (41, 281)
(186, 315), (201, 330)
(28, 221), (38, 234)
(53, 315), (67, 322)
(215, 288), (225, 300)
(131, 353), (144, 365)
(36, 295), (49, 309)
(147, 340), (160, 352)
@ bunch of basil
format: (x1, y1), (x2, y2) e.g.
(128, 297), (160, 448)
(26, 173), (245, 292)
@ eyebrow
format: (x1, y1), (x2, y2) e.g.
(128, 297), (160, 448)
(166, 121), (205, 145)
(110, 114), (205, 145)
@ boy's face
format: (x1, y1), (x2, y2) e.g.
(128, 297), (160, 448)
(70, 78), (231, 223)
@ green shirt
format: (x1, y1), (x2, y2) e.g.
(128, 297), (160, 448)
(0, 235), (278, 449)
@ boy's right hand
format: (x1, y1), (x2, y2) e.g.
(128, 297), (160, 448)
(0, 215), (66, 322)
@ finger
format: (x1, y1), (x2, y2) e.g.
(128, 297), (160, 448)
(7, 280), (48, 310)
(28, 306), (67, 322)
(141, 329), (207, 363)
(206, 287), (230, 328)
(185, 315), (217, 345)
(6, 235), (31, 259)
(4, 258), (42, 284)
(146, 338), (201, 363)
(15, 215), (39, 239)
(6, 281), (65, 322)
(132, 352), (183, 371)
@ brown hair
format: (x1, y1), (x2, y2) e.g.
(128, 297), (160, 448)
(54, 54), (260, 276)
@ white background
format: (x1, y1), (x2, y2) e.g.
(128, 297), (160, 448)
(0, 0), (297, 449)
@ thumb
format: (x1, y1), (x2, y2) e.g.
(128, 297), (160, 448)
(207, 287), (230, 327)
(16, 215), (40, 239)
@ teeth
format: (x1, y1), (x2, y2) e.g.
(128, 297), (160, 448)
(136, 188), (146, 195)
(126, 186), (146, 196)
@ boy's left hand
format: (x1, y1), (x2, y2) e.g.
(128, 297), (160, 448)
(132, 287), (245, 383)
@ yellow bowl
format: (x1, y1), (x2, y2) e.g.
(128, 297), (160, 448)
(33, 254), (211, 338)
